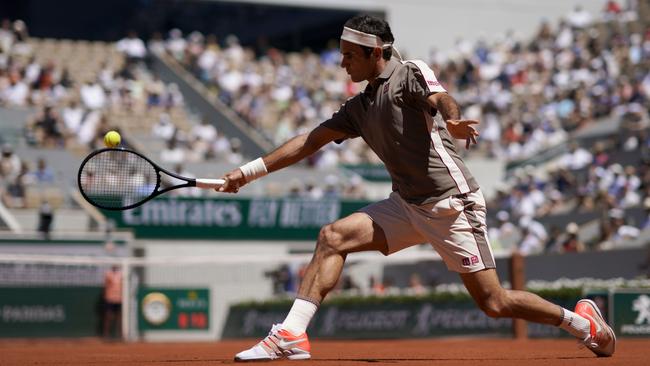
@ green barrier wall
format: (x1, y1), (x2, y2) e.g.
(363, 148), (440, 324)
(612, 290), (650, 337)
(222, 296), (578, 339)
(104, 197), (370, 240)
(0, 287), (103, 338)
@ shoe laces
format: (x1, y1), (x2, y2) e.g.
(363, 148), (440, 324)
(255, 324), (286, 357)
(268, 323), (283, 336)
(578, 335), (598, 350)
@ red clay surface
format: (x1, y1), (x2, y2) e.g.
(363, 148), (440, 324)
(1, 338), (648, 365)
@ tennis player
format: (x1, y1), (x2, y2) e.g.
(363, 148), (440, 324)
(219, 15), (615, 361)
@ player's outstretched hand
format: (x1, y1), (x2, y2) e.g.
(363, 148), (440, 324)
(217, 168), (247, 194)
(446, 119), (479, 149)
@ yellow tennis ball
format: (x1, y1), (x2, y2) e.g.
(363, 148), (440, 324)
(104, 131), (121, 147)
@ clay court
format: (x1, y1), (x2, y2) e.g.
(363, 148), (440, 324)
(1, 338), (648, 365)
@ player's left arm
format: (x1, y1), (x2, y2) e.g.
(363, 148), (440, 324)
(427, 92), (479, 149)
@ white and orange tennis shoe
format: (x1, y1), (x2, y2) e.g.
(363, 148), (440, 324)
(234, 324), (311, 362)
(574, 299), (616, 357)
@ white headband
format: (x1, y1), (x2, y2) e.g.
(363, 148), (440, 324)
(341, 26), (391, 49)
(340, 26), (402, 60)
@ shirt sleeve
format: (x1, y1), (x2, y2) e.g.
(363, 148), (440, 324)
(319, 96), (361, 143)
(402, 60), (447, 110)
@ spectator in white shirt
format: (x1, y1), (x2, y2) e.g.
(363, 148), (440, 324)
(0, 144), (21, 182)
(224, 34), (244, 65)
(488, 210), (519, 252)
(80, 80), (106, 110)
(512, 188), (537, 219)
(147, 32), (166, 56)
(166, 29), (187, 61)
(191, 117), (217, 143)
(567, 5), (593, 29)
(558, 142), (593, 170)
(77, 110), (102, 146)
(152, 113), (176, 141)
(210, 134), (231, 160)
(62, 100), (84, 134)
(555, 20), (574, 49)
(600, 208), (640, 249)
(0, 19), (14, 54)
(5, 79), (29, 106)
(24, 57), (41, 85)
(9, 20), (30, 57)
(518, 216), (548, 255)
(116, 31), (147, 64)
(197, 36), (220, 81)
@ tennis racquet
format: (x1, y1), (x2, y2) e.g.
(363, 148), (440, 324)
(77, 148), (225, 210)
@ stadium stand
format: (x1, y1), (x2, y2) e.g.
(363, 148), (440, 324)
(139, 3), (650, 257)
(0, 2), (648, 245)
(0, 1), (650, 346)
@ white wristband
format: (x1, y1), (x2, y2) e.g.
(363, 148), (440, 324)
(239, 157), (268, 183)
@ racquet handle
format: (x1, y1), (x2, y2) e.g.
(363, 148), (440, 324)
(195, 178), (226, 188)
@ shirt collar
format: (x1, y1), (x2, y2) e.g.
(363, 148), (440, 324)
(363, 58), (400, 95)
(377, 58), (399, 80)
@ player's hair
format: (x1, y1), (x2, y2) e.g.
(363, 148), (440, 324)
(344, 15), (394, 60)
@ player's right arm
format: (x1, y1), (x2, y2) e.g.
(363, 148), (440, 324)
(218, 125), (347, 193)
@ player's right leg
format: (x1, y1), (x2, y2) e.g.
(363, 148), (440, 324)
(234, 212), (391, 362)
(417, 189), (614, 357)
(461, 269), (615, 357)
(574, 299), (616, 357)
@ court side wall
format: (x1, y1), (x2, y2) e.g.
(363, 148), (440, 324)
(384, 247), (649, 288)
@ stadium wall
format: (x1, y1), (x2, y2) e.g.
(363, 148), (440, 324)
(384, 247), (650, 288)
(228, 0), (605, 59)
(2, 0), (605, 58)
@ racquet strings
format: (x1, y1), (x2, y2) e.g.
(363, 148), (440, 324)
(79, 150), (158, 209)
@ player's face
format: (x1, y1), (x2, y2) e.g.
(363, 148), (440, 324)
(340, 40), (377, 82)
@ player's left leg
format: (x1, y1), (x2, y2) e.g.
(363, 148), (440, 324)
(296, 212), (390, 303)
(235, 192), (430, 362)
(234, 212), (391, 362)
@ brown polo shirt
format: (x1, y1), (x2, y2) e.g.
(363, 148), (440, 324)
(321, 58), (479, 205)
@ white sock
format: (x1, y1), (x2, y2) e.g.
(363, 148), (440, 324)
(558, 308), (591, 339)
(282, 298), (318, 335)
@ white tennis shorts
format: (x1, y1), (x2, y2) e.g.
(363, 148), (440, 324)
(360, 189), (496, 273)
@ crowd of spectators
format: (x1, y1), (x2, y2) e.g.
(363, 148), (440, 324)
(436, 2), (648, 161)
(152, 114), (242, 165)
(160, 1), (647, 168)
(142, 2), (650, 219)
(278, 173), (367, 200)
(154, 27), (381, 168)
(487, 112), (650, 254)
(0, 19), (187, 151)
(0, 18), (367, 202)
(2, 3), (650, 248)
(0, 142), (56, 208)
(0, 19), (200, 207)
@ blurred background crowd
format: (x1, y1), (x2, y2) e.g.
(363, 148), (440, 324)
(0, 0), (649, 265)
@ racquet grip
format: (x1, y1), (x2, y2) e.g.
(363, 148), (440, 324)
(195, 178), (226, 188)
